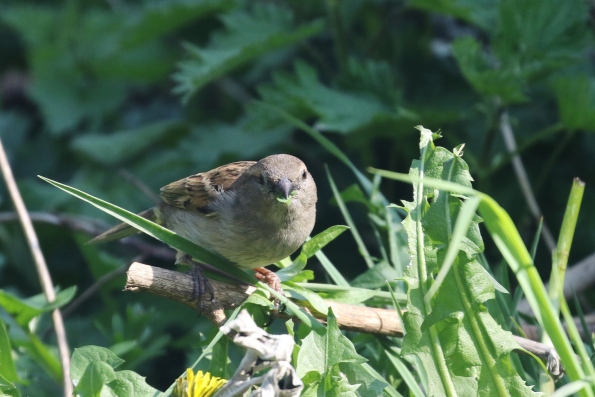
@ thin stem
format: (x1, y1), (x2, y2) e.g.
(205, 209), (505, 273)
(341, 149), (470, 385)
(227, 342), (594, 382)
(0, 139), (72, 397)
(499, 110), (556, 252)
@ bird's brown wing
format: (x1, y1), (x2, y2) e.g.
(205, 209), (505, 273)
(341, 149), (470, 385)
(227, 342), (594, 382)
(160, 161), (256, 212)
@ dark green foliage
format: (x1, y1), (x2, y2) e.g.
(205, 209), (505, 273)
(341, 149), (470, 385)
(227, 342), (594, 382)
(2, 0), (595, 395)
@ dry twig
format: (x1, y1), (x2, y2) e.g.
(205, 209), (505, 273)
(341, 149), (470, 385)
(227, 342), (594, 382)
(0, 140), (72, 396)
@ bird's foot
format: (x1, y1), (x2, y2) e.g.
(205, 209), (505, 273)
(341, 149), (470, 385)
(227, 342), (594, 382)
(176, 253), (215, 310)
(190, 263), (215, 303)
(254, 267), (285, 314)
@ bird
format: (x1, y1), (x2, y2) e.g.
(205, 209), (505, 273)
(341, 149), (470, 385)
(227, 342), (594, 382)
(91, 154), (317, 304)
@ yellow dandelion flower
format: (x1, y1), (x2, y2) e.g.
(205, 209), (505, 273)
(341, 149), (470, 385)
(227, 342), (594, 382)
(174, 368), (226, 397)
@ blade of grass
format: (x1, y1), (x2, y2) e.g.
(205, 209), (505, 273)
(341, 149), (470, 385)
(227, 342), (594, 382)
(550, 178), (585, 311)
(314, 249), (350, 287)
(326, 166), (375, 269)
(384, 345), (425, 397)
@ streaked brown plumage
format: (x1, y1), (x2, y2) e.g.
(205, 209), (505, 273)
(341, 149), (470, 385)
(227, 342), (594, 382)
(92, 154), (317, 276)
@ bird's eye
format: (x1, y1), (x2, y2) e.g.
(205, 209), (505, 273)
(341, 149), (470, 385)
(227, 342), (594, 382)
(301, 170), (307, 180)
(258, 174), (266, 186)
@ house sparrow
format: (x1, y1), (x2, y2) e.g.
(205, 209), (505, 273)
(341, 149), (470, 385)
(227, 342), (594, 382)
(92, 154), (317, 302)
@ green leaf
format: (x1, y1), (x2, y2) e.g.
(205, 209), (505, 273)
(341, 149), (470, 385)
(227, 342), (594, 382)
(105, 370), (161, 397)
(173, 3), (324, 101)
(296, 309), (367, 378)
(71, 346), (159, 397)
(452, 36), (527, 103)
(0, 286), (77, 328)
(258, 61), (405, 134)
(73, 360), (117, 397)
(398, 126), (537, 396)
(350, 261), (400, 289)
(71, 346), (125, 386)
(71, 120), (187, 166)
(301, 225), (349, 259)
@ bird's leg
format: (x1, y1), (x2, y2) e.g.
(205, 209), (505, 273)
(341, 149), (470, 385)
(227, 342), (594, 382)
(176, 252), (215, 304)
(254, 267), (284, 311)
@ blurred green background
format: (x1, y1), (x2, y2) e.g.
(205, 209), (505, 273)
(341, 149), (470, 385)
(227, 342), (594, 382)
(1, 0), (594, 394)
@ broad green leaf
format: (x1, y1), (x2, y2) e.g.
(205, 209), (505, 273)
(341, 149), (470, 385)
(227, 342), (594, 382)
(399, 126), (537, 396)
(317, 288), (378, 305)
(0, 286), (76, 328)
(71, 346), (125, 386)
(173, 3), (323, 101)
(71, 346), (159, 397)
(301, 225), (349, 259)
(73, 360), (117, 397)
(296, 309), (367, 377)
(339, 361), (390, 397)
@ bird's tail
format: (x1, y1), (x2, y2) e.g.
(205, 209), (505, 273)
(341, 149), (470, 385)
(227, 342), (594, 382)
(89, 208), (160, 244)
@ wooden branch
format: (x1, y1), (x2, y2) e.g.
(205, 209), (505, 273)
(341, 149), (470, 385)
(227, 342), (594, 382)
(125, 262), (565, 378)
(125, 262), (402, 335)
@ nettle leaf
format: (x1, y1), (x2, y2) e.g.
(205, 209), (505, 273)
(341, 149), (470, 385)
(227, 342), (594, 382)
(2, 1), (213, 134)
(400, 127), (537, 396)
(258, 61), (402, 134)
(453, 0), (587, 104)
(173, 3), (323, 101)
(297, 309), (371, 394)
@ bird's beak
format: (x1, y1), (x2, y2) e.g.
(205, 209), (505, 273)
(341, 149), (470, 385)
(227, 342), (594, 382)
(275, 176), (295, 203)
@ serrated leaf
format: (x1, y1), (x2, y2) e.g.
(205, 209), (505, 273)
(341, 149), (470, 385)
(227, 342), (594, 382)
(296, 309), (366, 379)
(173, 3), (323, 101)
(0, 321), (21, 392)
(258, 61), (403, 134)
(399, 127), (537, 396)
